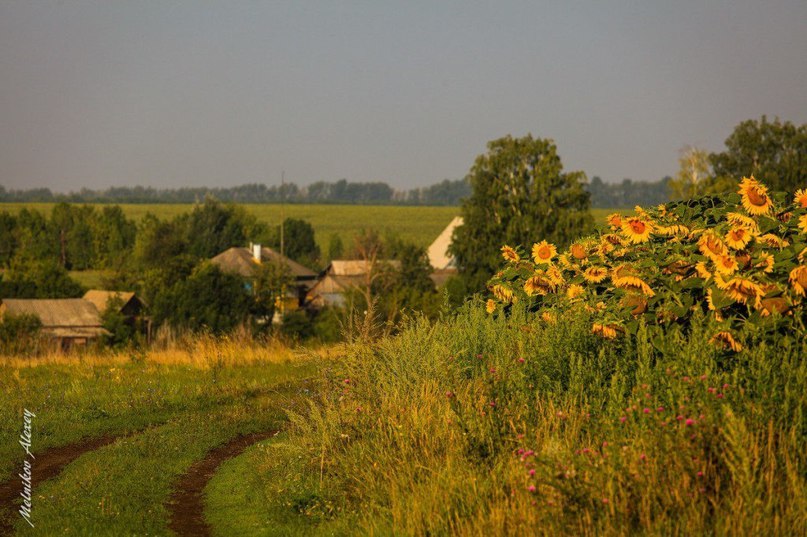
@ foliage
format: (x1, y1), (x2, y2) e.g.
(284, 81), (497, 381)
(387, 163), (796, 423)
(0, 259), (84, 298)
(0, 313), (42, 354)
(710, 116), (807, 193)
(487, 177), (807, 353)
(668, 146), (712, 199)
(183, 197), (262, 259)
(265, 217), (321, 268)
(451, 134), (593, 292)
(151, 263), (252, 334)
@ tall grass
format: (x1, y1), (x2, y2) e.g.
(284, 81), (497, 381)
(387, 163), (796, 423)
(262, 303), (807, 535)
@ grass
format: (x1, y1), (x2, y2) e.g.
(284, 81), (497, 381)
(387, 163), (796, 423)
(0, 337), (326, 535)
(254, 305), (807, 535)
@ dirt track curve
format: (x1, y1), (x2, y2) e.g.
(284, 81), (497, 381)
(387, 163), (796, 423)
(0, 434), (125, 535)
(167, 430), (279, 537)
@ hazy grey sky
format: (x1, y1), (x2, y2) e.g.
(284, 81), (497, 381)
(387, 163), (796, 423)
(1, 1), (805, 192)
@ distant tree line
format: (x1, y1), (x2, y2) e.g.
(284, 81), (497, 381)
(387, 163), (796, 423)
(0, 176), (670, 209)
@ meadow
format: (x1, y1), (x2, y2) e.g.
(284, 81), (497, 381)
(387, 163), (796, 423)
(0, 202), (616, 254)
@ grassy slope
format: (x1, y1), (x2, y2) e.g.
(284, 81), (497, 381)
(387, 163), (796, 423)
(240, 307), (807, 535)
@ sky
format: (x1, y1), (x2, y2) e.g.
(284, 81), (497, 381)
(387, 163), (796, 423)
(0, 1), (805, 192)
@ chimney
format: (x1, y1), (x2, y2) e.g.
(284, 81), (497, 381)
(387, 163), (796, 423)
(253, 243), (262, 262)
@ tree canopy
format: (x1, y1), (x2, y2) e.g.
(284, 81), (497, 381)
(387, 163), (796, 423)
(450, 134), (593, 291)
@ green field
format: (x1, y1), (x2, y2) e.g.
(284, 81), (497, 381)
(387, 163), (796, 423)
(0, 202), (617, 254)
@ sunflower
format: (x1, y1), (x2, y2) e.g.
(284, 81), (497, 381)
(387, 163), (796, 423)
(501, 245), (520, 263)
(724, 226), (754, 250)
(695, 261), (712, 280)
(606, 213), (622, 230)
(759, 296), (790, 317)
(738, 176), (773, 216)
(583, 266), (609, 284)
(710, 331), (743, 352)
(725, 212), (758, 229)
(719, 276), (765, 306)
(570, 242), (588, 260)
(789, 266), (807, 296)
(755, 253), (775, 274)
(566, 284), (585, 299)
(799, 214), (807, 234)
(612, 265), (655, 297)
(532, 241), (557, 264)
(656, 224), (690, 237)
(524, 273), (555, 296)
(592, 322), (618, 339)
(485, 299), (496, 314)
(621, 217), (653, 243)
(698, 232), (727, 261)
(795, 188), (807, 209)
(546, 266), (565, 286)
(714, 254), (739, 275)
(758, 233), (790, 249)
(491, 284), (514, 303)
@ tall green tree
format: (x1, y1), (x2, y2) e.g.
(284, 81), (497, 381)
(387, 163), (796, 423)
(184, 197), (258, 259)
(710, 116), (807, 193)
(450, 134), (593, 292)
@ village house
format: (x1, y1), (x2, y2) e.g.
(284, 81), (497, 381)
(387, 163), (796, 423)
(83, 290), (150, 341)
(0, 298), (109, 348)
(305, 259), (401, 308)
(210, 244), (317, 310)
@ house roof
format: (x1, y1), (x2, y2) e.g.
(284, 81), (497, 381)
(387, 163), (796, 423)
(83, 290), (138, 313)
(0, 299), (108, 338)
(327, 259), (401, 276)
(427, 216), (463, 270)
(210, 247), (317, 279)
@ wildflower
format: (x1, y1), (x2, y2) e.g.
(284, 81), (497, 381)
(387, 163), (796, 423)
(621, 216), (653, 243)
(518, 357), (525, 363)
(619, 416), (627, 423)
(794, 188), (807, 208)
(583, 266), (609, 284)
(540, 311), (556, 324)
(602, 498), (609, 504)
(656, 406), (664, 412)
(532, 241), (557, 264)
(500, 245), (520, 263)
(643, 408), (651, 414)
(528, 485), (536, 492)
(639, 453), (647, 461)
(344, 378), (351, 384)
(566, 284), (585, 299)
(485, 299), (496, 314)
(697, 471), (704, 477)
(724, 226), (754, 250)
(445, 391), (454, 398)
(529, 469), (536, 476)
(710, 331), (743, 352)
(789, 266), (807, 296)
(738, 176), (773, 216)
(685, 418), (695, 426)
(489, 401), (496, 407)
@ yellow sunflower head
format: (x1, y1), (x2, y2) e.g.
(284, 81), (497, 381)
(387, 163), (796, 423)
(532, 241), (557, 264)
(755, 253), (775, 274)
(570, 242), (588, 260)
(566, 284), (585, 299)
(491, 284), (514, 303)
(583, 266), (609, 284)
(714, 254), (739, 275)
(710, 331), (743, 352)
(721, 276), (764, 306)
(591, 322), (619, 339)
(485, 299), (496, 314)
(724, 226), (754, 250)
(789, 266), (807, 296)
(794, 188), (807, 209)
(500, 245), (520, 263)
(621, 217), (653, 244)
(726, 212), (759, 233)
(698, 232), (727, 261)
(738, 176), (773, 216)
(524, 273), (555, 296)
(759, 233), (790, 249)
(695, 261), (712, 280)
(799, 214), (807, 234)
(606, 213), (623, 229)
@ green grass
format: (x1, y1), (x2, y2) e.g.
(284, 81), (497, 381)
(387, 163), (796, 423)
(0, 340), (323, 535)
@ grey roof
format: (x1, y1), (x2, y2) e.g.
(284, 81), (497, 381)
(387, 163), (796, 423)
(210, 247), (316, 279)
(0, 298), (109, 338)
(327, 259), (401, 276)
(83, 290), (138, 313)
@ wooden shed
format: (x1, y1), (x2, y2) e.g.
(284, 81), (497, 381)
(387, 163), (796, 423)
(0, 298), (109, 348)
